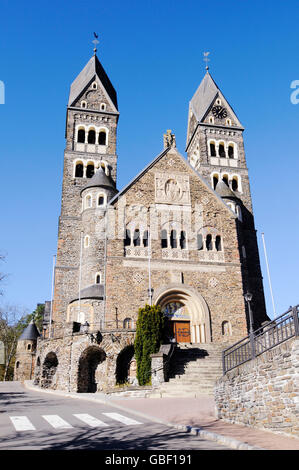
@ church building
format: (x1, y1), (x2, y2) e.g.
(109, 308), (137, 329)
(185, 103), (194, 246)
(16, 48), (269, 393)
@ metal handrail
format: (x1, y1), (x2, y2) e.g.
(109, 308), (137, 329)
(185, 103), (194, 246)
(223, 304), (299, 374)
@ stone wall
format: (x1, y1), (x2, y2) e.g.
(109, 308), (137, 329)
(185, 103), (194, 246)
(215, 337), (299, 438)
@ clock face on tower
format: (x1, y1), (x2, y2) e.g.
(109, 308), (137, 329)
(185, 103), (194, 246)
(212, 105), (228, 119)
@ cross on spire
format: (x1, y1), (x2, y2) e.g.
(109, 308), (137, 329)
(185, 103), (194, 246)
(203, 51), (210, 71)
(92, 32), (99, 55)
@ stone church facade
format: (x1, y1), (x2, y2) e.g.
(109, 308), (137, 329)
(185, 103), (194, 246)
(18, 51), (269, 392)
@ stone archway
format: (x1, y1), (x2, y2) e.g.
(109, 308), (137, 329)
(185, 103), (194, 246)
(154, 285), (211, 344)
(41, 352), (58, 388)
(115, 345), (135, 385)
(77, 346), (106, 393)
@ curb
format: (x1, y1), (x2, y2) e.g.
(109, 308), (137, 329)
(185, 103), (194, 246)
(23, 381), (264, 451)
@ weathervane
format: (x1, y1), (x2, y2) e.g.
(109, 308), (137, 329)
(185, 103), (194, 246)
(203, 51), (210, 71)
(92, 32), (99, 55)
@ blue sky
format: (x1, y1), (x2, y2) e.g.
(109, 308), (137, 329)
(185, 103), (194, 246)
(0, 0), (298, 320)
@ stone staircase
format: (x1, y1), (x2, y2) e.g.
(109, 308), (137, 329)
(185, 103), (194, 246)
(148, 343), (225, 398)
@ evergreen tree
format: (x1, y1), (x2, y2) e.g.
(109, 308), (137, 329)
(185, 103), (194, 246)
(134, 304), (165, 386)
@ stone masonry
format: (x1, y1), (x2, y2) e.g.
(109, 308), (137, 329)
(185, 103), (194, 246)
(215, 338), (299, 438)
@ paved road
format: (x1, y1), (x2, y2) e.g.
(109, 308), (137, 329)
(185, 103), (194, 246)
(0, 382), (230, 450)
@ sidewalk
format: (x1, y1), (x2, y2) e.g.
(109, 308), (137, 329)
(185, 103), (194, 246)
(24, 381), (299, 451)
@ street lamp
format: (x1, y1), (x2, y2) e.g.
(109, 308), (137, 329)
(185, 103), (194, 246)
(244, 292), (255, 358)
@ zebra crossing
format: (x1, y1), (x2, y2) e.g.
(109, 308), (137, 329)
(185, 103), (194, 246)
(8, 412), (142, 432)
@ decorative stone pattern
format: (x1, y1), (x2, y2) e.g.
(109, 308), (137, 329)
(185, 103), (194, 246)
(215, 338), (299, 438)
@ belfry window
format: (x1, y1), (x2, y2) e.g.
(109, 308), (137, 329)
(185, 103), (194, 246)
(170, 230), (177, 249)
(98, 131), (107, 145)
(75, 162), (84, 178)
(222, 175), (229, 186)
(213, 174), (219, 190)
(206, 234), (213, 251)
(210, 142), (216, 157)
(77, 129), (85, 143)
(219, 143), (226, 158)
(86, 163), (94, 178)
(88, 129), (96, 144)
(215, 235), (222, 251)
(228, 144), (234, 158)
(161, 230), (168, 248)
(133, 229), (141, 247)
(232, 177), (238, 191)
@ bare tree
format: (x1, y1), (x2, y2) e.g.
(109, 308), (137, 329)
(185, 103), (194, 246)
(0, 305), (24, 381)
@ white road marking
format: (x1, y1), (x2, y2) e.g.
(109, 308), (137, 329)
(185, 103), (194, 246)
(42, 415), (73, 429)
(73, 414), (108, 427)
(102, 412), (142, 425)
(10, 416), (36, 431)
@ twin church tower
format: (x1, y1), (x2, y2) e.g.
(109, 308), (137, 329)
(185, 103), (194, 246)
(15, 49), (269, 391)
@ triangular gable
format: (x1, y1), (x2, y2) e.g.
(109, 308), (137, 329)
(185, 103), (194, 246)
(68, 55), (118, 112)
(109, 145), (237, 219)
(188, 72), (243, 126)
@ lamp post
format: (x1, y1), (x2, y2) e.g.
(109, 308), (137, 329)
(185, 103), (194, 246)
(244, 292), (255, 358)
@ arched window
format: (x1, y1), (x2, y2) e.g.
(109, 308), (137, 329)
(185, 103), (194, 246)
(133, 229), (140, 247)
(98, 131), (107, 145)
(215, 235), (222, 251)
(222, 321), (232, 336)
(92, 82), (97, 90)
(86, 163), (94, 178)
(85, 195), (92, 208)
(98, 195), (105, 206)
(81, 101), (87, 109)
(16, 361), (20, 369)
(95, 273), (101, 284)
(180, 231), (187, 249)
(197, 233), (203, 250)
(123, 318), (132, 329)
(213, 174), (219, 190)
(170, 230), (177, 249)
(100, 103), (106, 111)
(124, 229), (131, 247)
(88, 129), (96, 144)
(143, 230), (149, 248)
(75, 162), (84, 178)
(210, 142), (216, 157)
(77, 128), (85, 143)
(219, 143), (226, 158)
(228, 144), (234, 158)
(232, 177), (238, 191)
(222, 175), (229, 186)
(161, 230), (168, 248)
(27, 344), (31, 350)
(206, 234), (213, 251)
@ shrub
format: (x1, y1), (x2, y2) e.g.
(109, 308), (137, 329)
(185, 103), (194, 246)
(134, 304), (165, 386)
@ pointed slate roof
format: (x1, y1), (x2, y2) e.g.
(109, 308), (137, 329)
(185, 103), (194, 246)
(81, 167), (117, 194)
(70, 284), (104, 303)
(19, 320), (40, 341)
(68, 54), (118, 110)
(189, 71), (243, 127)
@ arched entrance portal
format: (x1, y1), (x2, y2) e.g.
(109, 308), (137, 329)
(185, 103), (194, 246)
(41, 352), (58, 388)
(77, 346), (106, 393)
(155, 286), (211, 344)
